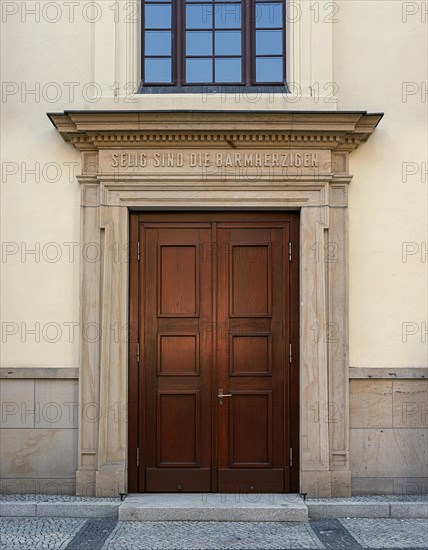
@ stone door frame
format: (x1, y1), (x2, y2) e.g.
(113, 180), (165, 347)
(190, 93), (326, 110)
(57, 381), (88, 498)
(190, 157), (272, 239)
(49, 110), (382, 497)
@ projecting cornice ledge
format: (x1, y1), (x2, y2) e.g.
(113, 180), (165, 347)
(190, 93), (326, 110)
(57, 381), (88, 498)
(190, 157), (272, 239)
(48, 110), (383, 152)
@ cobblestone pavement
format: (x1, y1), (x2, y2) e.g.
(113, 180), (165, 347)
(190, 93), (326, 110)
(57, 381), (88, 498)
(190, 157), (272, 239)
(1, 518), (427, 550)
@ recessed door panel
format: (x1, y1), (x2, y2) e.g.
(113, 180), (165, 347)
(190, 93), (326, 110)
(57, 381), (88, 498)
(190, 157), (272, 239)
(158, 244), (199, 317)
(157, 391), (200, 466)
(157, 333), (200, 376)
(229, 391), (273, 466)
(229, 244), (271, 317)
(230, 333), (272, 376)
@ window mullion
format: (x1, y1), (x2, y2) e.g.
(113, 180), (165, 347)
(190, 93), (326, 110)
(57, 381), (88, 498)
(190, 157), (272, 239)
(244, 0), (252, 86)
(176, 0), (183, 86)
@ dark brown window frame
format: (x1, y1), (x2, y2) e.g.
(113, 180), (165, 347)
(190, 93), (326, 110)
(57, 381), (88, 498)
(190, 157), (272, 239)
(139, 0), (288, 91)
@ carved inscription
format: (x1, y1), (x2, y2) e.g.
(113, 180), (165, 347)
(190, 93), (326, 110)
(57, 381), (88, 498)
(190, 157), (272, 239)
(111, 151), (320, 169)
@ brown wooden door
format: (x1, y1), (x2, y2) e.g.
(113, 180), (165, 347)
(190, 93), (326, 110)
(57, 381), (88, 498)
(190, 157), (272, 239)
(128, 213), (299, 493)
(216, 222), (290, 492)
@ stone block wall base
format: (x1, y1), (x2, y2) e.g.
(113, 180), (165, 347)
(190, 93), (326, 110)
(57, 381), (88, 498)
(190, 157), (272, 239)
(95, 470), (127, 497)
(301, 471), (351, 498)
(76, 470), (97, 497)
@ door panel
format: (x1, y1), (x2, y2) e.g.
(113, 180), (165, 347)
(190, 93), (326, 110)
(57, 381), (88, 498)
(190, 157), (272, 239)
(229, 391), (273, 466)
(216, 224), (289, 492)
(143, 225), (212, 492)
(128, 213), (299, 493)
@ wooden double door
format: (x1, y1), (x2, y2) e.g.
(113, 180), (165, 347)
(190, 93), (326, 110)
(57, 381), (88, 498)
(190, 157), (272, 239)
(128, 212), (299, 493)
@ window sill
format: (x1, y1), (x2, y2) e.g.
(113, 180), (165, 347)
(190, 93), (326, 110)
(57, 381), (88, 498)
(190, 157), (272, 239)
(137, 84), (290, 94)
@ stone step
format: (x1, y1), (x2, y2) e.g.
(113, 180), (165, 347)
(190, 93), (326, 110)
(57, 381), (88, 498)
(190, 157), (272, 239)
(119, 493), (308, 522)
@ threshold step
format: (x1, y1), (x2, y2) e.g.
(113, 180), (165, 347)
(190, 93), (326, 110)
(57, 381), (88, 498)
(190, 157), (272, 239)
(119, 493), (308, 522)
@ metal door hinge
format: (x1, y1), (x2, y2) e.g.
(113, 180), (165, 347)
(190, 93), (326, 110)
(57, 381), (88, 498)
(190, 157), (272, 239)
(289, 343), (292, 364)
(136, 447), (140, 467)
(289, 448), (293, 467)
(137, 241), (140, 261)
(137, 342), (140, 363)
(288, 242), (292, 262)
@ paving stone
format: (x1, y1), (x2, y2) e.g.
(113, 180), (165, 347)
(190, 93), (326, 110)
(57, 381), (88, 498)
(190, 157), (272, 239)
(340, 518), (428, 548)
(0, 517), (84, 550)
(65, 519), (117, 549)
(37, 502), (119, 519)
(0, 494), (119, 503)
(308, 502), (390, 519)
(310, 519), (362, 548)
(0, 502), (37, 517)
(390, 502), (428, 519)
(1, 517), (427, 549)
(103, 521), (324, 549)
(306, 495), (427, 503)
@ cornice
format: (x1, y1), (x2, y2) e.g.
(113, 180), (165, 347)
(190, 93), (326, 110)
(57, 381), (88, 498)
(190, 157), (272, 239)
(48, 110), (383, 153)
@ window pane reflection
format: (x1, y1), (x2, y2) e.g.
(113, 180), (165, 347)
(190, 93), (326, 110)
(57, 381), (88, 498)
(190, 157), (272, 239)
(215, 58), (241, 82)
(215, 31), (241, 55)
(145, 31), (172, 56)
(256, 30), (282, 55)
(215, 3), (242, 28)
(256, 56), (283, 82)
(255, 3), (282, 28)
(186, 4), (213, 28)
(186, 58), (213, 82)
(145, 5), (172, 28)
(145, 58), (172, 83)
(187, 31), (213, 55)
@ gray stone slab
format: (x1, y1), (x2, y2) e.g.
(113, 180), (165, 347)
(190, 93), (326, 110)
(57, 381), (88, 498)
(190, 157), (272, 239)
(0, 501), (37, 517)
(119, 493), (308, 522)
(307, 501), (390, 519)
(390, 502), (428, 518)
(37, 502), (119, 518)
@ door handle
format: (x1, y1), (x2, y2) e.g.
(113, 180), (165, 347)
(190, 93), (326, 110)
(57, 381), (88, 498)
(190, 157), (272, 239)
(218, 389), (232, 405)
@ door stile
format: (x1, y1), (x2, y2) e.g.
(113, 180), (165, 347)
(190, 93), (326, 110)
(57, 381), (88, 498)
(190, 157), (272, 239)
(282, 223), (292, 492)
(211, 222), (218, 492)
(137, 223), (148, 492)
(289, 214), (300, 492)
(128, 214), (140, 492)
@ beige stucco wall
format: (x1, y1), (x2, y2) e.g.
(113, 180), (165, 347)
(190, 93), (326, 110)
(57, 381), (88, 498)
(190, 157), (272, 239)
(333, 0), (428, 369)
(2, 1), (426, 370)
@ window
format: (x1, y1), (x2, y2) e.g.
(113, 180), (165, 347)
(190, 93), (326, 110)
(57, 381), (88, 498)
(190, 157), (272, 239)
(141, 0), (286, 88)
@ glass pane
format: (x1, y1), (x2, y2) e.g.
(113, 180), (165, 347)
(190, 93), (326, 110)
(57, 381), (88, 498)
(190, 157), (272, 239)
(215, 57), (241, 82)
(187, 31), (213, 55)
(256, 57), (283, 82)
(186, 4), (213, 28)
(256, 30), (282, 55)
(186, 58), (213, 82)
(145, 5), (171, 28)
(215, 31), (241, 55)
(145, 31), (171, 55)
(255, 2), (283, 28)
(215, 3), (242, 28)
(145, 58), (172, 83)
